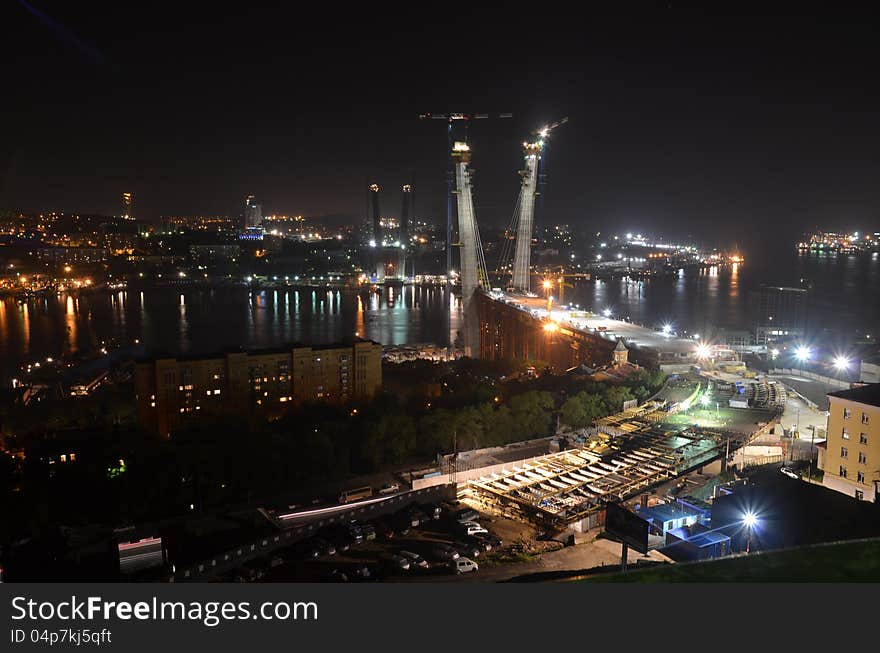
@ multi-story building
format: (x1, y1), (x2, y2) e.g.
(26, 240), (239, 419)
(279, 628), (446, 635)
(244, 195), (262, 229)
(135, 340), (382, 437)
(753, 285), (808, 346)
(121, 192), (133, 220)
(820, 384), (880, 502)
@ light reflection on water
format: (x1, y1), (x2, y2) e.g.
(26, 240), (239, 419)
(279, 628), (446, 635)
(1, 250), (877, 373)
(0, 284), (460, 375)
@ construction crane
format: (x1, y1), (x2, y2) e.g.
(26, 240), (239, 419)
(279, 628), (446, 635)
(420, 112), (512, 353)
(532, 116), (569, 139)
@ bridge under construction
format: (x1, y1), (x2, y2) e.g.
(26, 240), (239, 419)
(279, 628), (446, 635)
(421, 113), (706, 369)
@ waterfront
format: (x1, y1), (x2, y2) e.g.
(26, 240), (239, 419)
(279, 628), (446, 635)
(1, 248), (878, 378)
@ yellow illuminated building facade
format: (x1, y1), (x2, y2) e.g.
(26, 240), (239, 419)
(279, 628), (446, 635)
(821, 384), (880, 502)
(135, 340), (382, 437)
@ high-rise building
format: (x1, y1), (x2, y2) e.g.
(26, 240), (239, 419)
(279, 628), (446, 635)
(121, 192), (133, 220)
(819, 384), (880, 502)
(135, 340), (383, 437)
(753, 285), (808, 345)
(244, 194), (262, 228)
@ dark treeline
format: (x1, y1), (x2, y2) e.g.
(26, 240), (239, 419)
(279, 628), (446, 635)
(0, 358), (664, 543)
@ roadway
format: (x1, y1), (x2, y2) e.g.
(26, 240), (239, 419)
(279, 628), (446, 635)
(491, 292), (699, 358)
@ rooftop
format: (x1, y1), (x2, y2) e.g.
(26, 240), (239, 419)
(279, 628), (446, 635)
(828, 383), (880, 408)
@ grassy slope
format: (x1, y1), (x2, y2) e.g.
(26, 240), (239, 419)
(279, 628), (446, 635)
(587, 539), (880, 582)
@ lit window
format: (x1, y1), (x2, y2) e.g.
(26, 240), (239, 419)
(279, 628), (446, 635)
(842, 429), (850, 440)
(214, 389), (220, 395)
(150, 402), (156, 407)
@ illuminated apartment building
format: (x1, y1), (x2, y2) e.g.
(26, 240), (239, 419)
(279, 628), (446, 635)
(135, 340), (382, 436)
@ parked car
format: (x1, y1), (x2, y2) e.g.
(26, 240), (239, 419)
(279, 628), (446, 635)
(321, 527), (354, 552)
(379, 483), (400, 495)
(421, 503), (442, 520)
(431, 543), (460, 561)
(376, 518), (396, 541)
(453, 539), (482, 558)
(407, 508), (430, 526)
(347, 565), (376, 582)
(347, 521), (364, 544)
(360, 524), (377, 541)
(780, 467), (799, 479)
(461, 534), (491, 552)
(450, 557), (479, 574)
(473, 532), (503, 548)
(457, 522), (489, 537)
(399, 550), (429, 568)
(384, 554), (411, 572)
(326, 568), (350, 582)
(310, 537), (336, 557)
(454, 508), (479, 523)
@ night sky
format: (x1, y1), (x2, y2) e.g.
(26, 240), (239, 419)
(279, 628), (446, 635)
(4, 4), (880, 253)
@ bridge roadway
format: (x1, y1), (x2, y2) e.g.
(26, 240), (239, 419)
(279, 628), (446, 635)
(479, 290), (699, 368)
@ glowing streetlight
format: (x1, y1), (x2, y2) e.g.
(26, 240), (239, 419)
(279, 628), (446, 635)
(700, 394), (710, 407)
(794, 345), (811, 363)
(695, 342), (712, 359)
(833, 355), (851, 371)
(770, 348), (780, 360)
(661, 323), (673, 336)
(603, 308), (612, 318)
(742, 511), (758, 553)
(542, 279), (553, 291)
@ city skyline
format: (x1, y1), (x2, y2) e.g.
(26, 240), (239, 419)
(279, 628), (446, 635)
(5, 6), (880, 252)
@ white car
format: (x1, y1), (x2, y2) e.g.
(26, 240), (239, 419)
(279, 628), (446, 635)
(451, 557), (479, 574)
(780, 467), (799, 479)
(458, 522), (489, 537)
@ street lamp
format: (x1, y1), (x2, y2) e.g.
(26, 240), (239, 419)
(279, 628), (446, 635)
(794, 345), (811, 364)
(603, 308), (612, 318)
(742, 511), (758, 553)
(695, 342), (712, 360)
(833, 355), (851, 372)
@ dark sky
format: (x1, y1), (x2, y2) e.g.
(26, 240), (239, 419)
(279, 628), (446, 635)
(4, 3), (880, 252)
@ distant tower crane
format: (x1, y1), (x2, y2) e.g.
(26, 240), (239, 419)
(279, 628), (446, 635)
(510, 117), (568, 293)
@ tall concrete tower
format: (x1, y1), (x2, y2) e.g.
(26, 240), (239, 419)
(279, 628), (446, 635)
(368, 184), (382, 280)
(398, 184), (412, 278)
(511, 141), (541, 292)
(452, 141), (481, 358)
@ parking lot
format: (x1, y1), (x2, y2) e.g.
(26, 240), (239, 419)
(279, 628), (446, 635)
(235, 501), (518, 582)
